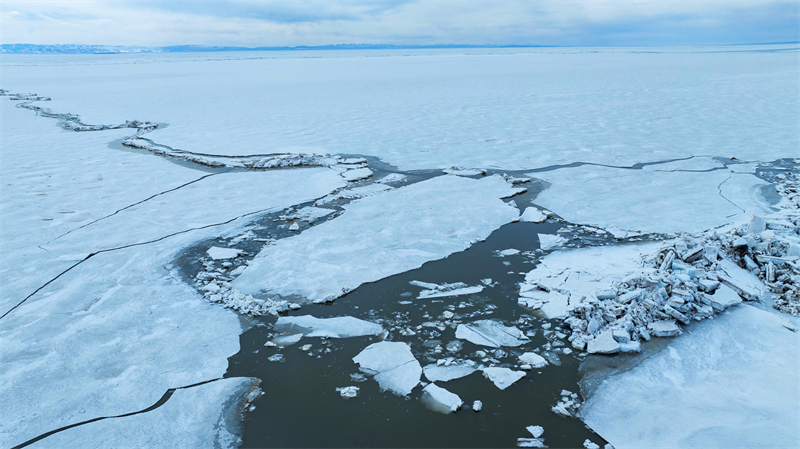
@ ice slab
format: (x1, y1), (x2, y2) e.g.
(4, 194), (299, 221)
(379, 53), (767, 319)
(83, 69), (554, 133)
(421, 384), (463, 413)
(519, 352), (548, 369)
(418, 283), (484, 299)
(529, 164), (773, 234)
(341, 167), (373, 182)
(353, 342), (421, 396)
(234, 175), (520, 303)
(455, 320), (528, 348)
(521, 207), (549, 223)
(206, 247), (243, 260)
(423, 361), (478, 382)
(274, 315), (384, 339)
(582, 305), (799, 449)
(716, 259), (765, 299)
(642, 157), (725, 172)
(482, 367), (526, 390)
(28, 377), (259, 449)
(538, 234), (566, 251)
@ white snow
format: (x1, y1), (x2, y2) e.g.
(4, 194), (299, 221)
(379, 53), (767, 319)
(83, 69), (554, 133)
(206, 246), (243, 260)
(472, 400), (483, 412)
(582, 305), (799, 449)
(528, 163), (773, 235)
(521, 207), (549, 223)
(538, 234), (567, 251)
(352, 341), (422, 396)
(420, 383), (463, 413)
(233, 175), (520, 303)
(455, 320), (528, 348)
(482, 367), (526, 390)
(274, 315), (384, 339)
(27, 378), (259, 449)
(423, 361), (478, 382)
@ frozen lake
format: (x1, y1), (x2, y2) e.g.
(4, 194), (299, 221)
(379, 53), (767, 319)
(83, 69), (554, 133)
(1, 45), (798, 448)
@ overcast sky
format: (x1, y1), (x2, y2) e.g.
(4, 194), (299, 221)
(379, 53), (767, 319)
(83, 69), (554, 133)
(3, 1), (798, 47)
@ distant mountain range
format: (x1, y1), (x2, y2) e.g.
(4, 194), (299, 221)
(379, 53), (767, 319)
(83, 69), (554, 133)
(1, 43), (551, 54)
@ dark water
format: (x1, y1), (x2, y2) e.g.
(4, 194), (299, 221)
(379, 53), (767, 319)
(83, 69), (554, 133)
(221, 215), (613, 448)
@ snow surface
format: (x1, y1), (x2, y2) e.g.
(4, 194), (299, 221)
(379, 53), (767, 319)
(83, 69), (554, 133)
(0, 99), (343, 446)
(273, 315), (384, 339)
(353, 341), (422, 396)
(529, 163), (773, 234)
(582, 305), (799, 449)
(234, 175), (520, 302)
(28, 378), (258, 449)
(5, 48), (796, 170)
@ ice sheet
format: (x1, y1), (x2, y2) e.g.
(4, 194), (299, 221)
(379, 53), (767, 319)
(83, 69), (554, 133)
(581, 305), (799, 449)
(529, 164), (773, 234)
(234, 175), (519, 302)
(5, 49), (797, 170)
(28, 378), (259, 449)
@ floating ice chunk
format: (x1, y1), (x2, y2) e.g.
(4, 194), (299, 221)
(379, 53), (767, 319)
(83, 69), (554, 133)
(206, 246), (243, 260)
(423, 361), (478, 382)
(472, 400), (483, 412)
(275, 315), (384, 339)
(647, 321), (681, 338)
(455, 320), (528, 348)
(747, 215), (767, 234)
(587, 331), (621, 354)
(234, 175), (519, 303)
(336, 386), (359, 398)
(582, 306), (799, 449)
(291, 206), (336, 223)
(323, 183), (393, 202)
(497, 248), (521, 257)
(583, 440), (600, 449)
(271, 333), (304, 347)
(519, 352), (548, 369)
(341, 167), (373, 182)
(517, 438), (546, 448)
(717, 259), (764, 299)
(527, 425), (544, 438)
(482, 367), (526, 390)
(410, 280), (439, 289)
(709, 284), (742, 312)
(521, 207), (549, 223)
(418, 283), (484, 299)
(377, 173), (407, 184)
(538, 234), (567, 251)
(443, 167), (486, 176)
(288, 222), (300, 231)
(353, 341), (421, 396)
(268, 354), (285, 362)
(421, 383), (463, 413)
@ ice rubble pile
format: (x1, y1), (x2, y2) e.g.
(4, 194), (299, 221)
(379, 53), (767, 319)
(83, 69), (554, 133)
(522, 212), (799, 353)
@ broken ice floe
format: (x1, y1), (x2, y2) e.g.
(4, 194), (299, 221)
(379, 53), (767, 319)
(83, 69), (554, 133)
(517, 425), (546, 448)
(496, 248), (521, 257)
(482, 367), (526, 390)
(455, 320), (528, 348)
(336, 386), (359, 398)
(274, 315), (384, 339)
(521, 207), (549, 223)
(538, 234), (566, 251)
(353, 341), (422, 396)
(271, 333), (304, 347)
(341, 167), (373, 182)
(443, 167), (486, 177)
(410, 280), (485, 299)
(420, 383), (463, 413)
(377, 173), (407, 184)
(518, 352), (548, 369)
(423, 360), (478, 382)
(206, 246), (243, 260)
(317, 183), (393, 204)
(472, 400), (483, 412)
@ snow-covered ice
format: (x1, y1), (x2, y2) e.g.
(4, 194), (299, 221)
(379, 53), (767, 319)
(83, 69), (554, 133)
(482, 367), (526, 390)
(336, 386), (359, 399)
(538, 234), (566, 251)
(234, 175), (520, 303)
(274, 315), (384, 339)
(207, 246), (243, 260)
(518, 352), (548, 369)
(582, 305), (799, 449)
(529, 163), (773, 235)
(420, 384), (463, 413)
(352, 341), (422, 396)
(27, 377), (260, 449)
(455, 320), (528, 348)
(341, 167), (373, 182)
